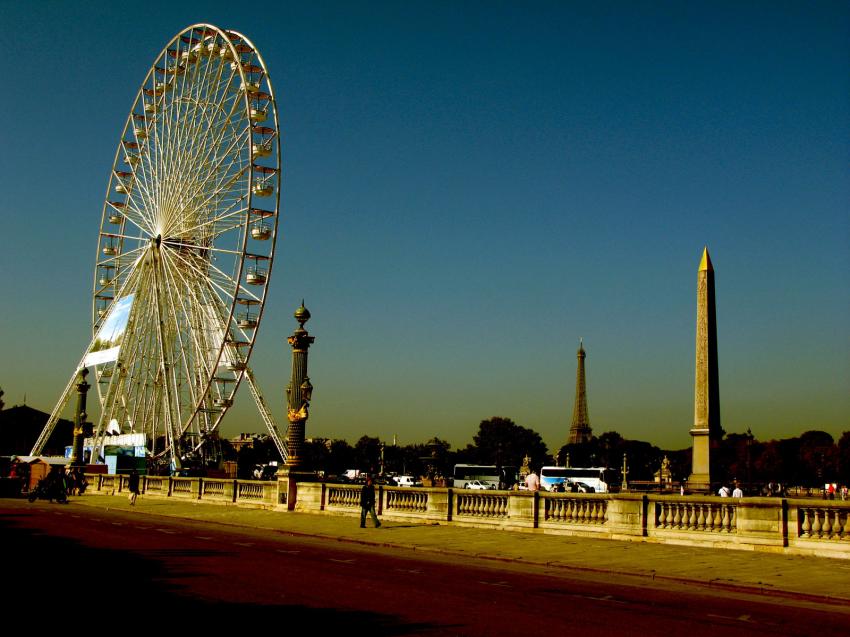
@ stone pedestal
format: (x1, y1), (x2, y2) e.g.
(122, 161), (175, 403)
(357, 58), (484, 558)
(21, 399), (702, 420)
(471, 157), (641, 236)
(276, 467), (317, 510)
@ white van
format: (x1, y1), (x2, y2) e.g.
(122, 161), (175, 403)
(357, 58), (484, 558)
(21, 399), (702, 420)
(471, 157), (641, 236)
(394, 475), (419, 487)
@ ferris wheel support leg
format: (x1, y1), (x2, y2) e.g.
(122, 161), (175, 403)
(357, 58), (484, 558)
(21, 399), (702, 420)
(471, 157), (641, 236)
(244, 367), (288, 463)
(152, 252), (181, 470)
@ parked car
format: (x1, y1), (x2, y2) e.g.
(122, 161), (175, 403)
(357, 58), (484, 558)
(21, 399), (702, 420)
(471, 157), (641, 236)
(568, 481), (595, 493)
(394, 475), (421, 487)
(463, 480), (495, 490)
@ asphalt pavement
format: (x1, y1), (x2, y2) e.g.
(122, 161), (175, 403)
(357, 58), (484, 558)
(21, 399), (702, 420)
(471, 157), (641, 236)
(72, 492), (850, 605)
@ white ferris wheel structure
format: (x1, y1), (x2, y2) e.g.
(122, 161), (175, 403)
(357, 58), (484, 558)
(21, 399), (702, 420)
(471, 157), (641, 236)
(31, 24), (288, 469)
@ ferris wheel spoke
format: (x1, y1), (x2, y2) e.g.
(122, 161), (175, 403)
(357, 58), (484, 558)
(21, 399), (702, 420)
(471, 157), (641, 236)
(160, 52), (238, 221)
(162, 248), (241, 323)
(174, 59), (240, 177)
(99, 265), (155, 427)
(115, 205), (156, 239)
(160, 126), (246, 238)
(173, 205), (249, 239)
(168, 83), (247, 201)
(158, 249), (215, 405)
(160, 133), (250, 239)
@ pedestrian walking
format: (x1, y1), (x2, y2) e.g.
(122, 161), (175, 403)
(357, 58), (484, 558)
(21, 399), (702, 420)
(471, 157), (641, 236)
(732, 482), (743, 498)
(128, 469), (140, 505)
(718, 484), (731, 497)
(359, 476), (381, 528)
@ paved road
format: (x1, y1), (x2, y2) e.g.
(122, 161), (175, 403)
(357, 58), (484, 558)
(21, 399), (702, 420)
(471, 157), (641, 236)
(3, 499), (848, 635)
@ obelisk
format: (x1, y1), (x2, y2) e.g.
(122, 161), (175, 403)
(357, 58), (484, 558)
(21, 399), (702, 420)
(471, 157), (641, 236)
(568, 340), (593, 445)
(689, 247), (720, 489)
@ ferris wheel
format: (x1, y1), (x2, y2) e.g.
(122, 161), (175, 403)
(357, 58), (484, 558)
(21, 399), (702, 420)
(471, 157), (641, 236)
(32, 24), (285, 467)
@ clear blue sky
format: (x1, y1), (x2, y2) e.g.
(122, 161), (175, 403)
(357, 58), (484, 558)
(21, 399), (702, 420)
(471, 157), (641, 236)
(0, 1), (847, 450)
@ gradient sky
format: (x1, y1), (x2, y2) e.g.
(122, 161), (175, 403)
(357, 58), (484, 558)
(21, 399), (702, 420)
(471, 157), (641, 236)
(0, 1), (847, 451)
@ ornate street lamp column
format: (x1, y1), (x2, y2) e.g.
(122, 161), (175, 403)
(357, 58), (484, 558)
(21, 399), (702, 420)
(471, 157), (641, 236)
(621, 453), (629, 492)
(69, 368), (91, 468)
(285, 301), (315, 469)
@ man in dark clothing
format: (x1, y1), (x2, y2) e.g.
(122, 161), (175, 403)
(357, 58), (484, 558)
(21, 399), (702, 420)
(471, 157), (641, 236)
(128, 469), (140, 505)
(359, 476), (381, 528)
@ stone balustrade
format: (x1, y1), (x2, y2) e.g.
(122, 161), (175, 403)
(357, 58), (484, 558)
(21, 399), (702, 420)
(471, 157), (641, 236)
(796, 505), (849, 540)
(144, 476), (168, 494)
(654, 499), (736, 533)
(455, 491), (509, 520)
(326, 485), (360, 509)
(385, 487), (428, 513)
(788, 500), (850, 557)
(81, 474), (850, 559)
(543, 493), (608, 525)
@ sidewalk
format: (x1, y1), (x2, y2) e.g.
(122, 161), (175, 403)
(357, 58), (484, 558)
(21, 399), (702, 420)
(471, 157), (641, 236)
(75, 494), (850, 605)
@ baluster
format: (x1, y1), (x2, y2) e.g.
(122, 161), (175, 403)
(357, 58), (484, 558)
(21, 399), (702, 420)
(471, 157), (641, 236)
(721, 505), (730, 532)
(672, 503), (682, 529)
(833, 510), (842, 539)
(711, 504), (722, 531)
(799, 508), (811, 537)
(682, 502), (697, 531)
(729, 505), (736, 532)
(697, 504), (706, 531)
(822, 508), (832, 538)
(655, 503), (664, 528)
(550, 499), (558, 522)
(811, 508), (822, 538)
(589, 500), (598, 523)
(841, 511), (850, 540)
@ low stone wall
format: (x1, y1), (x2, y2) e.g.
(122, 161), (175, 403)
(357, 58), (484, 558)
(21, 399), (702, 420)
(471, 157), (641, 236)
(85, 474), (276, 507)
(83, 474), (850, 559)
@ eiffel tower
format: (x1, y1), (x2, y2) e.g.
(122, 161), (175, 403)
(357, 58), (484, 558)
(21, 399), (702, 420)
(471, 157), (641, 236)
(568, 340), (593, 445)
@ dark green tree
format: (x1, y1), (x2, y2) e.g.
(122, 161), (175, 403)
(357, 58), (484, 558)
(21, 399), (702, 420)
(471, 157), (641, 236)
(353, 436), (382, 474)
(472, 417), (548, 469)
(837, 431), (850, 485)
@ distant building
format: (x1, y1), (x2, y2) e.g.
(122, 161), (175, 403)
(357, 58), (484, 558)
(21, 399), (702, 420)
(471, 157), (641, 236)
(568, 340), (593, 445)
(0, 405), (73, 456)
(230, 433), (260, 453)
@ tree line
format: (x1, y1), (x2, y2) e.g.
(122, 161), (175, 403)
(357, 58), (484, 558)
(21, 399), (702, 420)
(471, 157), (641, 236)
(227, 416), (850, 487)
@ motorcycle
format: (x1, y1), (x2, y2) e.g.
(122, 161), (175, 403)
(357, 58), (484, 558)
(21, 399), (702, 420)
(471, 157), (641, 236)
(27, 478), (68, 504)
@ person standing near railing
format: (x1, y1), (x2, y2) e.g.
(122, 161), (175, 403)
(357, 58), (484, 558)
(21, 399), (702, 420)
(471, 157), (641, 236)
(359, 476), (381, 529)
(525, 470), (540, 492)
(128, 469), (140, 505)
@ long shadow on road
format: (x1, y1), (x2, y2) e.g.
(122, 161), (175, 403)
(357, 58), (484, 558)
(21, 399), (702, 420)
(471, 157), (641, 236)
(1, 511), (443, 634)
